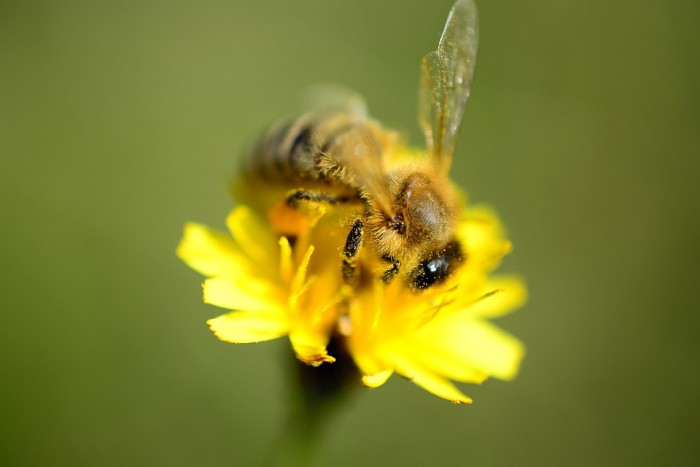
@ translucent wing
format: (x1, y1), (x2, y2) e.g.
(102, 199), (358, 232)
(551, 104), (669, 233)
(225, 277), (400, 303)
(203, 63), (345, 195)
(419, 0), (479, 174)
(303, 85), (394, 216)
(347, 128), (396, 217)
(301, 84), (368, 118)
(321, 119), (396, 217)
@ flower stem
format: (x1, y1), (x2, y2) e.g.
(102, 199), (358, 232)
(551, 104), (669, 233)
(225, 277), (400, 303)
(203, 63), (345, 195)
(268, 338), (360, 466)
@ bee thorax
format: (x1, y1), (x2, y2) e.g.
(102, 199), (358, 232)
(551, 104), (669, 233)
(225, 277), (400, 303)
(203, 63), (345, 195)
(395, 172), (455, 248)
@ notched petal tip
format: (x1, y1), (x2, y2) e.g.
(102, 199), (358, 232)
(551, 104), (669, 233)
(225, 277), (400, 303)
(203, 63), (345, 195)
(296, 352), (336, 367)
(451, 397), (473, 405)
(361, 370), (393, 388)
(290, 329), (336, 367)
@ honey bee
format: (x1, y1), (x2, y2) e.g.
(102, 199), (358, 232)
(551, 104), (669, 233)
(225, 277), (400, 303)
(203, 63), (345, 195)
(239, 0), (479, 291)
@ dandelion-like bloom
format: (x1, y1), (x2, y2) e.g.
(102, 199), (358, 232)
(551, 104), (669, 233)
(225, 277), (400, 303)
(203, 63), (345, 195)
(177, 205), (341, 365)
(178, 0), (524, 405)
(347, 206), (525, 403)
(178, 201), (525, 403)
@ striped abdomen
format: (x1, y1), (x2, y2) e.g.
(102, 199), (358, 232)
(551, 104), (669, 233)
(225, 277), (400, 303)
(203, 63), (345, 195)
(245, 112), (389, 189)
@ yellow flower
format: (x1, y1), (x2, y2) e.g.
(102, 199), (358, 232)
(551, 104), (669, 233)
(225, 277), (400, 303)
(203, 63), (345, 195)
(177, 202), (525, 402)
(346, 207), (526, 404)
(176, 205), (340, 365)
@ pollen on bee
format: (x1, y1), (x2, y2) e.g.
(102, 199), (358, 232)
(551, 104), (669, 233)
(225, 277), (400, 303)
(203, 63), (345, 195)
(354, 143), (369, 156)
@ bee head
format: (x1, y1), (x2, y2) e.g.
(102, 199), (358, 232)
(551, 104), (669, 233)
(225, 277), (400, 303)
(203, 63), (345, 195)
(409, 240), (464, 290)
(365, 168), (459, 273)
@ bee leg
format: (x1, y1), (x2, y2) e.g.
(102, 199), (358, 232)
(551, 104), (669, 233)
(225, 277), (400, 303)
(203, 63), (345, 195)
(381, 255), (401, 284)
(342, 219), (364, 286)
(286, 190), (352, 207)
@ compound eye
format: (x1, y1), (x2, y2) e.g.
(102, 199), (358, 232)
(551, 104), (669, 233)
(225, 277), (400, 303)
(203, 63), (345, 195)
(412, 256), (451, 289)
(409, 240), (464, 290)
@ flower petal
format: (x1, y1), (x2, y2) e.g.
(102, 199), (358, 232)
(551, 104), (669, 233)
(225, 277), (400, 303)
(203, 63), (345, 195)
(415, 317), (525, 381)
(176, 223), (247, 277)
(462, 276), (527, 319)
(391, 354), (473, 404)
(291, 342), (336, 367)
(362, 370), (393, 388)
(290, 245), (315, 300)
(458, 206), (512, 273)
(351, 341), (396, 387)
(207, 310), (288, 343)
(395, 339), (490, 384)
(289, 324), (334, 367)
(226, 206), (277, 265)
(278, 237), (293, 282)
(202, 277), (284, 312)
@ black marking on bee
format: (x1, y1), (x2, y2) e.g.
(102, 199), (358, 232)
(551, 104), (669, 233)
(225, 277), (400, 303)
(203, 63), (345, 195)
(342, 220), (364, 286)
(344, 220), (364, 258)
(381, 255), (401, 284)
(411, 240), (464, 290)
(289, 124), (314, 165)
(286, 190), (351, 207)
(388, 213), (406, 235)
(319, 123), (358, 156)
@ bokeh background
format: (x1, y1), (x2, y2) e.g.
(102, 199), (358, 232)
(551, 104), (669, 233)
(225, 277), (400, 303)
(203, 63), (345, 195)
(2, 0), (698, 465)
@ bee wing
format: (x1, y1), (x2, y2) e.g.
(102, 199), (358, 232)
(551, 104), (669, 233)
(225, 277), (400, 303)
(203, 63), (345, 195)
(418, 0), (479, 174)
(348, 130), (396, 217)
(302, 85), (395, 216)
(301, 84), (369, 118)
(325, 122), (397, 217)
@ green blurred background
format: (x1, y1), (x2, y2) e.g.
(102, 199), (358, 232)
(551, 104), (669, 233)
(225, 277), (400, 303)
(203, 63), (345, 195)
(1, 0), (698, 465)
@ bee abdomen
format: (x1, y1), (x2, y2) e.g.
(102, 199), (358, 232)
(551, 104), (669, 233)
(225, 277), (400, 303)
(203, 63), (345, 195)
(246, 113), (374, 186)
